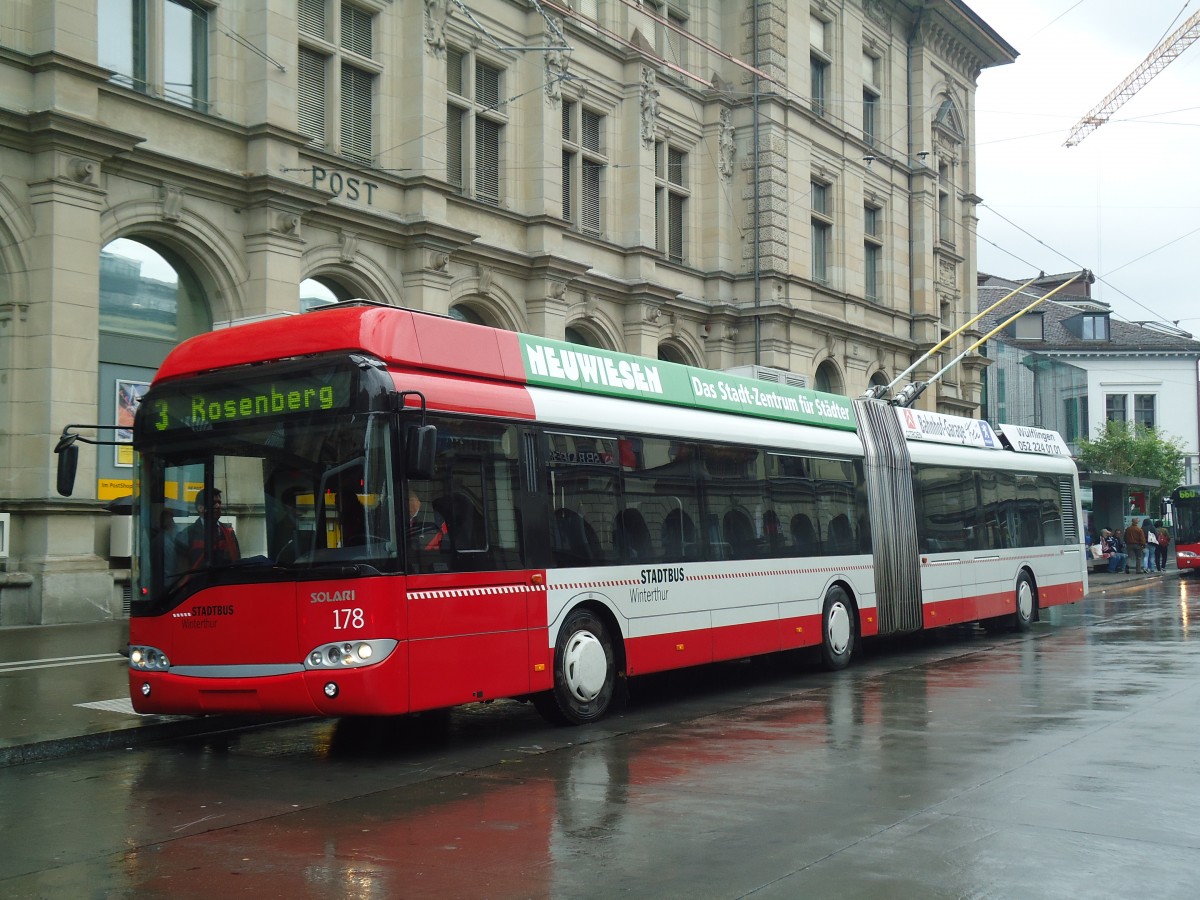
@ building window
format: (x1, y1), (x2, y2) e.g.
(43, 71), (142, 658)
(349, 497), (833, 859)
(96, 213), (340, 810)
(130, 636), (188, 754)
(1135, 394), (1156, 428)
(864, 204), (882, 301)
(1106, 393), (1127, 423)
(638, 1), (688, 68)
(937, 162), (954, 245)
(562, 102), (606, 237)
(98, 0), (210, 111)
(810, 16), (830, 117)
(297, 2), (379, 163)
(655, 142), (688, 263)
(1013, 313), (1043, 340)
(862, 52), (880, 145)
(447, 47), (507, 205)
(1082, 314), (1109, 340)
(811, 180), (832, 284)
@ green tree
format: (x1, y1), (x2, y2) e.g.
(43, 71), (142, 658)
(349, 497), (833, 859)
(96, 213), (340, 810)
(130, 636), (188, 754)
(1077, 421), (1186, 513)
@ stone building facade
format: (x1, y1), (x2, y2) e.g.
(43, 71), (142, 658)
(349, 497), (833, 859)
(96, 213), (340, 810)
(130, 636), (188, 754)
(0, 0), (1014, 624)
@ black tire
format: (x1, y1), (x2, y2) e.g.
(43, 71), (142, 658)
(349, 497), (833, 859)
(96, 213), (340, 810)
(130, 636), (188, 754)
(534, 607), (619, 726)
(820, 585), (856, 671)
(1012, 571), (1036, 632)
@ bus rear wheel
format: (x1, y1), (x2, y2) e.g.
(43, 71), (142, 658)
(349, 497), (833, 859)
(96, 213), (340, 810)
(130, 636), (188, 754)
(820, 585), (856, 671)
(534, 608), (619, 726)
(1012, 572), (1036, 632)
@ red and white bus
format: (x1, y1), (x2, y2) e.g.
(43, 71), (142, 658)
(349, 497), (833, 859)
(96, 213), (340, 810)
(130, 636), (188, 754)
(110, 303), (1085, 724)
(1169, 485), (1200, 570)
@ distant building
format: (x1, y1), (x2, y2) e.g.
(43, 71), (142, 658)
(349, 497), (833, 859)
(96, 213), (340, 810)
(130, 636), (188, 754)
(978, 271), (1200, 482)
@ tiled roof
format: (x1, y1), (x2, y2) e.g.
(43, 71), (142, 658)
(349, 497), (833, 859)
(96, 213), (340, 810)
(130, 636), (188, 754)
(976, 276), (1200, 354)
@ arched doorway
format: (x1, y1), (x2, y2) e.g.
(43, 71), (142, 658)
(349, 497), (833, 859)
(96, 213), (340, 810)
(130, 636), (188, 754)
(299, 277), (351, 311)
(98, 237), (210, 491)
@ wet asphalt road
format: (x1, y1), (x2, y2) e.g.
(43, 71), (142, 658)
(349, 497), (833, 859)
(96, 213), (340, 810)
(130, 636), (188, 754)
(3, 574), (1200, 899)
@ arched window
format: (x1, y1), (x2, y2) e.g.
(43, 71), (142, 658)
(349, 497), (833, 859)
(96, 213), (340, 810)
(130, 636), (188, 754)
(814, 360), (843, 395)
(300, 277), (350, 311)
(565, 325), (608, 348)
(658, 343), (689, 365)
(449, 304), (489, 326)
(100, 238), (209, 341)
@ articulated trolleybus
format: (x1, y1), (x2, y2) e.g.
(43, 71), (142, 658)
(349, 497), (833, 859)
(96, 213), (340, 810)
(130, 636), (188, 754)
(115, 303), (1085, 725)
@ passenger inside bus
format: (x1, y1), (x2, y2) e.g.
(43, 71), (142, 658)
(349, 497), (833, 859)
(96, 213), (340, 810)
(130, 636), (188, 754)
(790, 513), (819, 556)
(613, 508), (653, 562)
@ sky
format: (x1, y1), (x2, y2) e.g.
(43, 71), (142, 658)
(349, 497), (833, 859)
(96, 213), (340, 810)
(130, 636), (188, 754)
(966, 0), (1200, 334)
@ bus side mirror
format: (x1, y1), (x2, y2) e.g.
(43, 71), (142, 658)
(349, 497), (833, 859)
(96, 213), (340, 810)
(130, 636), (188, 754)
(55, 437), (79, 497)
(405, 425), (437, 480)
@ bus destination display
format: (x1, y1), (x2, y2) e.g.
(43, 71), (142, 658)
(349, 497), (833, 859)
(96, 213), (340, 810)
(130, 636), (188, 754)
(147, 371), (353, 432)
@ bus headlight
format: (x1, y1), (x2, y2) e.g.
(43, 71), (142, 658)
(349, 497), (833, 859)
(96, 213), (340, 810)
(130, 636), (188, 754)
(303, 638), (397, 670)
(129, 645), (170, 671)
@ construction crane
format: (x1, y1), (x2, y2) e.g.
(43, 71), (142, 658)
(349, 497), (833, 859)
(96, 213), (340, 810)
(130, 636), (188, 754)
(1064, 9), (1200, 147)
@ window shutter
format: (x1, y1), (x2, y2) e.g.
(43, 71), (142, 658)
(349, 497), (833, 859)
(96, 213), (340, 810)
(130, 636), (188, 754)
(476, 118), (501, 204)
(298, 47), (326, 141)
(340, 63), (373, 161)
(655, 187), (663, 252)
(562, 150), (573, 221)
(562, 100), (573, 142)
(582, 109), (601, 153)
(340, 3), (373, 58)
(668, 147), (684, 187)
(582, 158), (601, 236)
(475, 61), (501, 111)
(668, 193), (684, 262)
(447, 103), (464, 190)
(447, 47), (464, 96)
(299, 0), (326, 39)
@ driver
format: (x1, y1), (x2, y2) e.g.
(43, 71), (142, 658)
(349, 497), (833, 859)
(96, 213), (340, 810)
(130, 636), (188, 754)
(185, 488), (241, 567)
(408, 490), (447, 550)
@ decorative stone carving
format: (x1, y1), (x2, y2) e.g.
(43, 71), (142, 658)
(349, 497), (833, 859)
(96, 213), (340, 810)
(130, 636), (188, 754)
(717, 107), (735, 181)
(339, 230), (358, 263)
(478, 266), (494, 295)
(161, 184), (184, 222)
(424, 0), (449, 58)
(545, 48), (569, 107)
(640, 68), (659, 148)
(275, 213), (301, 236)
(68, 157), (98, 186)
(428, 251), (449, 272)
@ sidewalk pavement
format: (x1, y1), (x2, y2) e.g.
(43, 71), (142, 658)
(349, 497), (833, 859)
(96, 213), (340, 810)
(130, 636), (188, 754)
(0, 568), (1185, 767)
(0, 619), (274, 767)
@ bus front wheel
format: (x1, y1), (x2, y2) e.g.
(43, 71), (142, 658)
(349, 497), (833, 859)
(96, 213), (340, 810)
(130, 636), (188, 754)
(534, 608), (619, 726)
(820, 585), (856, 671)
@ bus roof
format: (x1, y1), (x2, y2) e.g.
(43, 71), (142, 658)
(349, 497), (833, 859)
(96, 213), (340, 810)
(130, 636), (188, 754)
(156, 304), (860, 433)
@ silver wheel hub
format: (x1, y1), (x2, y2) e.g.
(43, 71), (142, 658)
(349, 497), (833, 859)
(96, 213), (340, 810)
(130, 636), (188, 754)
(827, 603), (851, 655)
(1017, 581), (1034, 620)
(563, 630), (607, 702)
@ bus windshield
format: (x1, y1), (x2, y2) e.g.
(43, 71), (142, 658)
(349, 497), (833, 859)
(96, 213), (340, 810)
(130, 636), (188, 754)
(134, 410), (398, 612)
(1173, 488), (1200, 546)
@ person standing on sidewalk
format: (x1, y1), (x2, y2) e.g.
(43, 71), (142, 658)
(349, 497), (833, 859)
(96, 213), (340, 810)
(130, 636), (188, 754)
(1155, 521), (1170, 572)
(1124, 518), (1146, 574)
(1142, 517), (1158, 574)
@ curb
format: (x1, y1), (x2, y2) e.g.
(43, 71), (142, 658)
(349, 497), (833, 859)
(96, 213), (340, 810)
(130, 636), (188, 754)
(0, 715), (305, 768)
